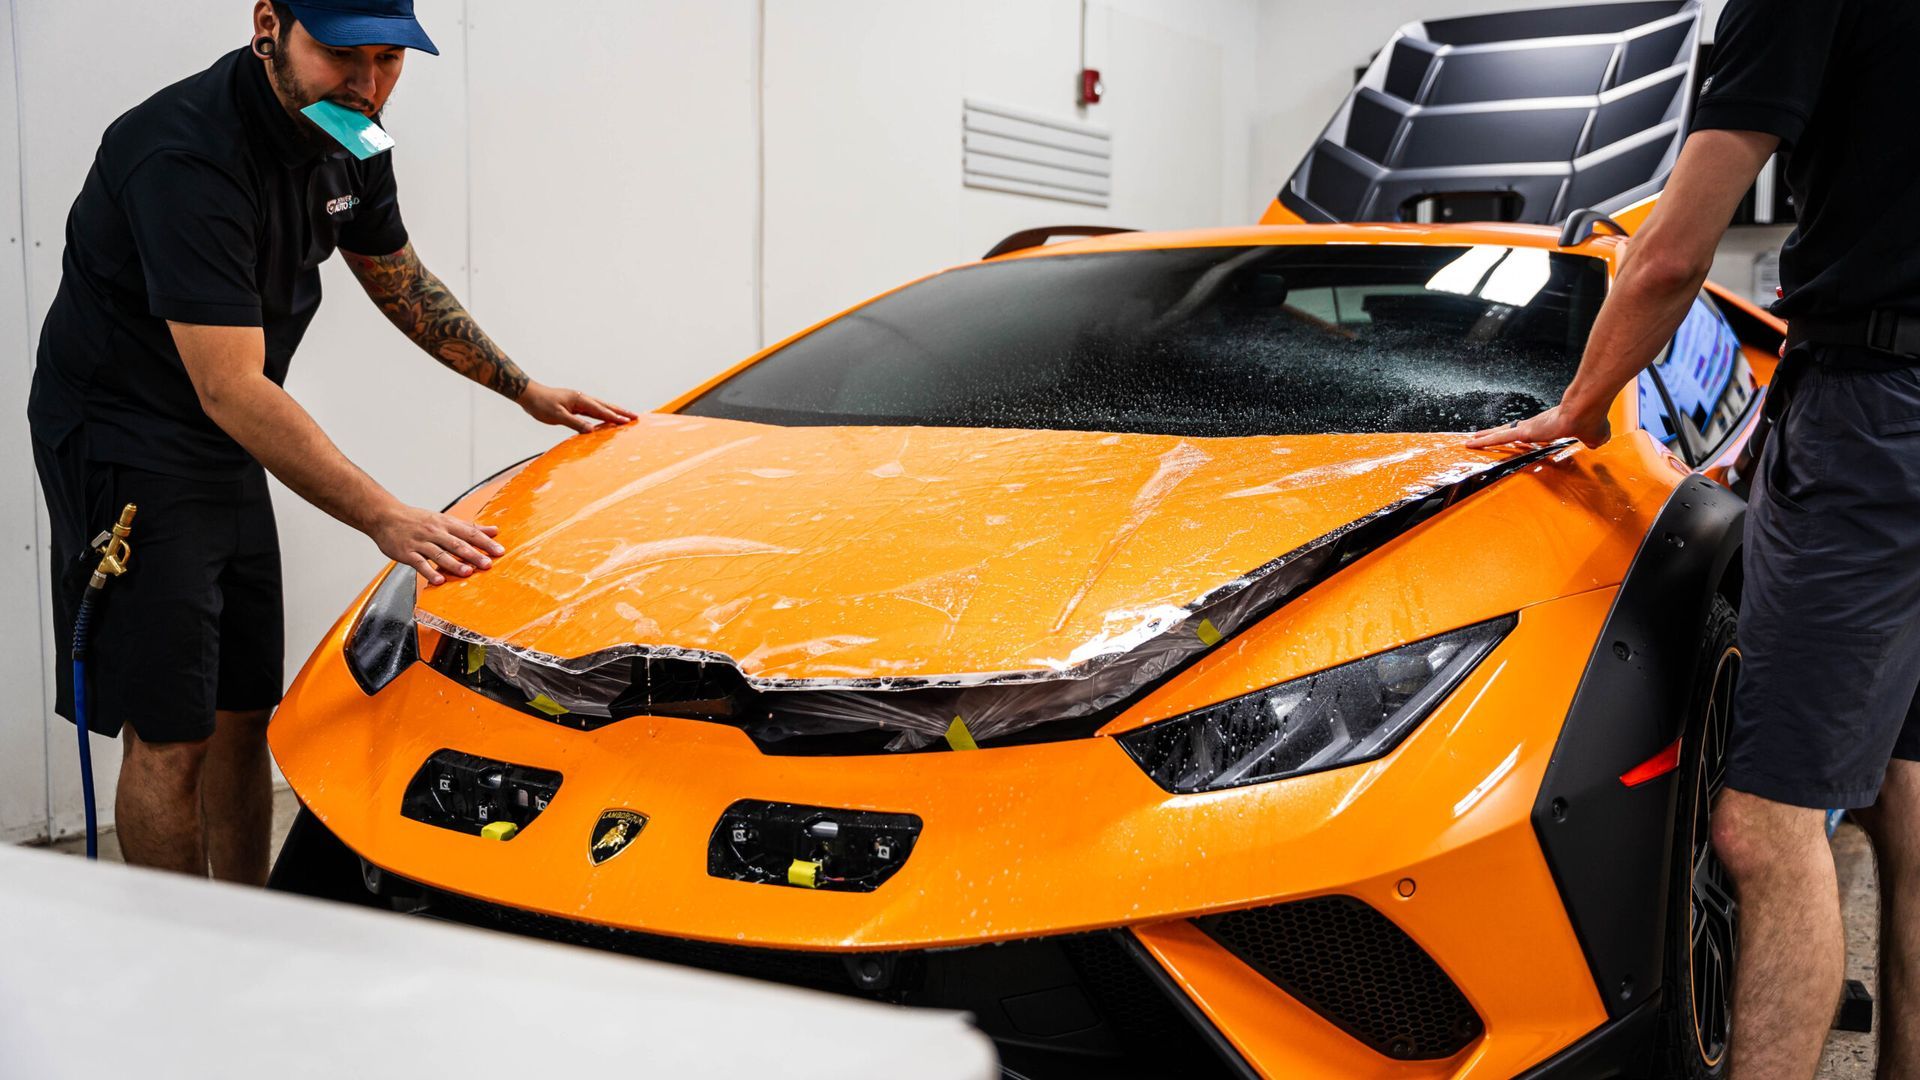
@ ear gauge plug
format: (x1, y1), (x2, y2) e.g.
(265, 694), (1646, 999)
(253, 36), (275, 59)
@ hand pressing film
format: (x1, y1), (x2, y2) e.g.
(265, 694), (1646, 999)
(1466, 403), (1612, 451)
(517, 380), (641, 434)
(381, 385), (637, 584)
(373, 504), (507, 587)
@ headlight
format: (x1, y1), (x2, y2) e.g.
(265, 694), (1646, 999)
(344, 562), (419, 695)
(1118, 615), (1515, 793)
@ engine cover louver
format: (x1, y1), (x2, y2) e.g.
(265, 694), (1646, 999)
(1277, 1), (1703, 227)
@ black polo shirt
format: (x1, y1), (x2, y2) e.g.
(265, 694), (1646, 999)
(27, 47), (408, 479)
(1693, 0), (1920, 322)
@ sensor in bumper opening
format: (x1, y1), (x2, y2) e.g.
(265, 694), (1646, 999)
(709, 800), (920, 892)
(401, 749), (562, 838)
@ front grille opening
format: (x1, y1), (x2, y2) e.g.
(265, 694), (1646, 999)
(1194, 895), (1483, 1060)
(427, 637), (759, 732)
(399, 749), (560, 838)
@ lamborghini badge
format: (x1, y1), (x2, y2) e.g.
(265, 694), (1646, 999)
(589, 809), (648, 865)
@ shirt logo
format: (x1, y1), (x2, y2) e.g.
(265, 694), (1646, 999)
(324, 194), (360, 216)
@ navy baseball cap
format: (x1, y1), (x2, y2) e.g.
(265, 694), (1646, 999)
(283, 0), (439, 56)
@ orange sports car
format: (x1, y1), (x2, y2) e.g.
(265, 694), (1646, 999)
(271, 2), (1777, 1076)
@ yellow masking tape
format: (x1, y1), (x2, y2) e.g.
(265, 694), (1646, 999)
(480, 820), (519, 842)
(788, 859), (822, 888)
(526, 693), (568, 716)
(1196, 618), (1223, 647)
(945, 715), (979, 752)
(465, 641), (486, 675)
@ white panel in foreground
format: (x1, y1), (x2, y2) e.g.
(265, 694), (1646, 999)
(0, 846), (997, 1080)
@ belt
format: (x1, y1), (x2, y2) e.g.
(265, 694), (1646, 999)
(1786, 309), (1920, 361)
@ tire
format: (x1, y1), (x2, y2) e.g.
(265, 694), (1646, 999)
(1656, 594), (1739, 1079)
(267, 805), (383, 907)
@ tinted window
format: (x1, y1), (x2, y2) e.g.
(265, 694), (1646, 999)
(686, 245), (1609, 437)
(1640, 294), (1755, 460)
(1638, 368), (1680, 446)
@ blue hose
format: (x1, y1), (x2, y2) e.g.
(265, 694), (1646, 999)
(71, 593), (99, 860)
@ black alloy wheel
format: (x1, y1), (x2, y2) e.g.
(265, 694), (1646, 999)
(1660, 595), (1738, 1078)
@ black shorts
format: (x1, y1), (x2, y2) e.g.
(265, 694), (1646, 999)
(1730, 346), (1920, 809)
(34, 434), (284, 744)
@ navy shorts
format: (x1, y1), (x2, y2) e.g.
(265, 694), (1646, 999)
(1730, 346), (1920, 809)
(34, 434), (285, 744)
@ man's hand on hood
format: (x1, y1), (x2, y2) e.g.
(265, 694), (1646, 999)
(1467, 402), (1611, 451)
(518, 381), (639, 434)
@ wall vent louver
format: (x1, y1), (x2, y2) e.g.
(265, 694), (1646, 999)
(963, 99), (1112, 208)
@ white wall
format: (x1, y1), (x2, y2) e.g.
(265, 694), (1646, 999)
(0, 4), (45, 843)
(762, 0), (1260, 346)
(2, 0), (1262, 844)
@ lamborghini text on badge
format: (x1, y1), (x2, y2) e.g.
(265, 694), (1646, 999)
(589, 809), (647, 865)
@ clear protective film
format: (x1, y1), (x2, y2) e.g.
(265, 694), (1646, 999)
(413, 415), (1555, 749)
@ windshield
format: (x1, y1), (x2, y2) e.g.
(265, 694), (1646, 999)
(685, 244), (1609, 437)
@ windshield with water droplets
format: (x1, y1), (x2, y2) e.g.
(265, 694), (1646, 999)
(685, 244), (1608, 438)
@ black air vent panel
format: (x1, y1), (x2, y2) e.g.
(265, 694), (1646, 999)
(1195, 896), (1483, 1060)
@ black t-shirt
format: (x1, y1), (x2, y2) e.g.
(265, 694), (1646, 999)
(1694, 0), (1920, 322)
(27, 47), (408, 479)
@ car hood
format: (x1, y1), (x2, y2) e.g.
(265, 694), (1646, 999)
(415, 414), (1513, 686)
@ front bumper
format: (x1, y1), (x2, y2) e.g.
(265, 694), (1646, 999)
(272, 588), (1620, 1077)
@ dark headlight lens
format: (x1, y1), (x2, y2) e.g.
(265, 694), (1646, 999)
(344, 563), (419, 695)
(1118, 615), (1515, 793)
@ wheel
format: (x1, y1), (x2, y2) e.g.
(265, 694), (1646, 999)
(267, 805), (382, 907)
(1657, 594), (1738, 1078)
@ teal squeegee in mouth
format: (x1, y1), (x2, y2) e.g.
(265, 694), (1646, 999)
(301, 99), (395, 160)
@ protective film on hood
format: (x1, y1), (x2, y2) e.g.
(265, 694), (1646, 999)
(411, 414), (1549, 749)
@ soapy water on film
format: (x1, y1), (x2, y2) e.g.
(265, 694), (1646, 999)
(415, 442), (1557, 752)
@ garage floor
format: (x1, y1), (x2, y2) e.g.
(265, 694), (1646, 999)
(47, 799), (1883, 1079)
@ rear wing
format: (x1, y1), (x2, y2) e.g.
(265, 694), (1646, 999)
(1265, 1), (1702, 232)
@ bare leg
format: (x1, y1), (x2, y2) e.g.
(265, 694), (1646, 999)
(1852, 759), (1920, 1079)
(115, 725), (209, 876)
(200, 708), (273, 885)
(1713, 788), (1846, 1080)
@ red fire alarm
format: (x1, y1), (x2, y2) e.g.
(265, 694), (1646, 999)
(1079, 68), (1103, 105)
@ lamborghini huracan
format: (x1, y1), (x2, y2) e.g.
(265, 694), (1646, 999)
(270, 3), (1774, 1076)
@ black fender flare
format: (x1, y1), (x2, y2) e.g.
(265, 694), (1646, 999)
(1530, 474), (1744, 1020)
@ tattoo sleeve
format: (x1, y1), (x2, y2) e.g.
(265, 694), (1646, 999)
(341, 243), (529, 400)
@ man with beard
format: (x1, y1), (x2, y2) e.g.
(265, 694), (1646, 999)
(27, 0), (635, 881)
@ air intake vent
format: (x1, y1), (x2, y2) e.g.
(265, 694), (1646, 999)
(1194, 896), (1483, 1060)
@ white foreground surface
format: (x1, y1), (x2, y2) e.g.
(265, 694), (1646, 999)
(0, 845), (998, 1079)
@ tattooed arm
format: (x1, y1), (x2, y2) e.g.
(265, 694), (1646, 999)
(342, 243), (636, 432)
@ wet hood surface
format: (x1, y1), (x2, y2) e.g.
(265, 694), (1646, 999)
(415, 414), (1511, 685)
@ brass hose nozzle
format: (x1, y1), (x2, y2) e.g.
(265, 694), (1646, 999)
(88, 503), (138, 590)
